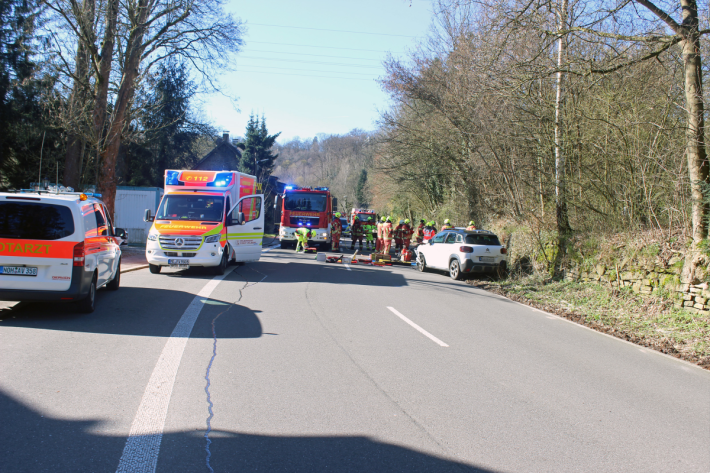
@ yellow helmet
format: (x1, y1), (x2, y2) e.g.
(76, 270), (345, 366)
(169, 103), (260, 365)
(444, 219), (451, 224)
(469, 220), (475, 226)
(335, 212), (341, 218)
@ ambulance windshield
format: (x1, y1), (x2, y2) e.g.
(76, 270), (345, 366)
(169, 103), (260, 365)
(156, 195), (224, 222)
(284, 194), (327, 212)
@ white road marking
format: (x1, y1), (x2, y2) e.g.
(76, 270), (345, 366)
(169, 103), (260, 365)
(387, 306), (449, 347)
(115, 269), (233, 473)
(344, 264), (352, 271)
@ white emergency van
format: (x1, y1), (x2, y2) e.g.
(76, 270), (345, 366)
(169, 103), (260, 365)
(144, 170), (265, 274)
(0, 190), (125, 312)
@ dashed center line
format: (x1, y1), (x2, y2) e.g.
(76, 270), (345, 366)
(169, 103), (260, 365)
(387, 306), (449, 347)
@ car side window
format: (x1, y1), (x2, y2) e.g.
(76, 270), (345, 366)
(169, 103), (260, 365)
(432, 233), (446, 243)
(456, 234), (464, 243)
(82, 204), (98, 238)
(94, 204), (108, 236)
(445, 233), (457, 244)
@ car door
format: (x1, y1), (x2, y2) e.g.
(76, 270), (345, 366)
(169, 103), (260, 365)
(427, 232), (448, 268)
(443, 232), (459, 266)
(99, 204), (119, 279)
(226, 194), (265, 262)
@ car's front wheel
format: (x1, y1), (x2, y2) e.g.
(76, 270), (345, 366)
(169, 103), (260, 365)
(107, 258), (121, 290)
(149, 264), (161, 274)
(214, 248), (227, 275)
(449, 259), (463, 280)
(417, 254), (428, 272)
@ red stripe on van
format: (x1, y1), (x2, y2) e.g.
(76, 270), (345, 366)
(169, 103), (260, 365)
(0, 239), (76, 258)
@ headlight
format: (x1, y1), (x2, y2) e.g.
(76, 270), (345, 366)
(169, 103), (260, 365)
(204, 234), (221, 243)
(321, 233), (327, 237)
(147, 233), (157, 241)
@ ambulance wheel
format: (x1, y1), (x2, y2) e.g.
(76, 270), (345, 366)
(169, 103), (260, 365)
(77, 274), (97, 313)
(214, 249), (227, 275)
(149, 264), (161, 274)
(107, 258), (121, 290)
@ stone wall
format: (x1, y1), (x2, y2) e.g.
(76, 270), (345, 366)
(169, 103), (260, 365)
(565, 257), (710, 315)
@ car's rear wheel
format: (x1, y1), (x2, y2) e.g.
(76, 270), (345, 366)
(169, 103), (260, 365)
(107, 258), (121, 290)
(449, 259), (463, 280)
(417, 254), (428, 272)
(77, 274), (97, 313)
(149, 264), (161, 274)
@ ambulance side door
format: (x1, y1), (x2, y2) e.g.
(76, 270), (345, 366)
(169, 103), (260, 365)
(226, 194), (265, 262)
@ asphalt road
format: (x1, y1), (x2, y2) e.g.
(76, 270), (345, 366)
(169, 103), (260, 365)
(1, 240), (709, 472)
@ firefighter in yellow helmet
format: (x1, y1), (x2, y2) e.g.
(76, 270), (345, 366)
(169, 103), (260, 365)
(466, 220), (477, 231)
(382, 216), (394, 254)
(441, 218), (454, 231)
(295, 226), (311, 253)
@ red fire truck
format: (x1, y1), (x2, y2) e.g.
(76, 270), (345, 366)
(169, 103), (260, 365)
(277, 186), (334, 250)
(350, 208), (378, 238)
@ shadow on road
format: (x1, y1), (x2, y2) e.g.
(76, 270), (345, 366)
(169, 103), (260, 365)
(0, 389), (494, 473)
(0, 283), (262, 339)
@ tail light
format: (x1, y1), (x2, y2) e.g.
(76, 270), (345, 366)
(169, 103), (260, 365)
(501, 247), (507, 254)
(73, 241), (85, 266)
(459, 246), (473, 253)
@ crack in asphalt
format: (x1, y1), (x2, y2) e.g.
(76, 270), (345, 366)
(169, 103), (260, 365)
(204, 266), (268, 473)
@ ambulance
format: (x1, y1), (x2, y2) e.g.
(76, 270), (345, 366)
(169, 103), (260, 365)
(0, 190), (125, 313)
(144, 170), (265, 274)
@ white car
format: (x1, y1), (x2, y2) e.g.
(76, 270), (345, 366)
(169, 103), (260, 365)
(416, 228), (507, 280)
(0, 190), (125, 312)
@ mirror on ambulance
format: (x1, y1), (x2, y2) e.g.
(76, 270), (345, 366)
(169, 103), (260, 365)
(227, 210), (246, 226)
(143, 208), (153, 222)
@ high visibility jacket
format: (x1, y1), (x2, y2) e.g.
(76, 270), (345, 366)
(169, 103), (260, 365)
(465, 225), (477, 231)
(377, 222), (383, 239)
(441, 224), (454, 231)
(394, 224), (405, 240)
(382, 222), (394, 240)
(402, 224), (413, 239)
(423, 226), (435, 241)
(352, 220), (363, 237)
(331, 218), (342, 236)
(296, 228), (311, 240)
(416, 224), (425, 238)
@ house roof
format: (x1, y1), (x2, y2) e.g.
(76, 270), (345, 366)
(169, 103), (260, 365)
(191, 138), (243, 171)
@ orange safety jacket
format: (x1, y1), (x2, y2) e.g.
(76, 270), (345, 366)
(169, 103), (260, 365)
(376, 222), (383, 239)
(465, 225), (477, 231)
(394, 224), (405, 240)
(351, 220), (364, 237)
(402, 224), (413, 239)
(416, 224), (425, 238)
(382, 222), (394, 240)
(331, 218), (342, 236)
(423, 227), (435, 241)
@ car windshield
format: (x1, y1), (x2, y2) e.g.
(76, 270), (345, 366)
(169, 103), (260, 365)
(357, 213), (374, 222)
(156, 195), (224, 222)
(0, 202), (75, 240)
(465, 234), (501, 246)
(284, 194), (327, 212)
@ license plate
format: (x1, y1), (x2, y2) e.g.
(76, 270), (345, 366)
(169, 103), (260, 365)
(0, 266), (38, 276)
(478, 256), (495, 263)
(168, 259), (189, 268)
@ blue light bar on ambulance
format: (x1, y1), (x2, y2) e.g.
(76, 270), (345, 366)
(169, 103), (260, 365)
(209, 172), (233, 187)
(285, 186), (293, 190)
(165, 170), (180, 186)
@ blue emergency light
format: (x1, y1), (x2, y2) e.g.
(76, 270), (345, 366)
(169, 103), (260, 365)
(210, 172), (233, 187)
(285, 186), (293, 190)
(165, 170), (180, 185)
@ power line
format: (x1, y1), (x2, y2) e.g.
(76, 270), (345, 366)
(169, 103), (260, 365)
(246, 49), (384, 62)
(238, 56), (383, 69)
(247, 22), (417, 38)
(247, 40), (403, 53)
(235, 69), (378, 81)
(237, 64), (378, 76)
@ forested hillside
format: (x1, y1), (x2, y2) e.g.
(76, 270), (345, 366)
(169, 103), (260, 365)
(370, 0), (710, 281)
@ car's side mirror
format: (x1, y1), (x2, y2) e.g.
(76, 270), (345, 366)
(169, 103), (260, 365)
(115, 227), (127, 239)
(143, 209), (153, 222)
(238, 212), (245, 225)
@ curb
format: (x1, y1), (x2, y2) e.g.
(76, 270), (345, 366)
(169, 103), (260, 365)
(121, 264), (149, 274)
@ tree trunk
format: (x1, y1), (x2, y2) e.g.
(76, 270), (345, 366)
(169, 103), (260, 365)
(553, 0), (571, 276)
(63, 0), (95, 189)
(680, 0), (710, 283)
(98, 0), (148, 218)
(92, 0), (118, 150)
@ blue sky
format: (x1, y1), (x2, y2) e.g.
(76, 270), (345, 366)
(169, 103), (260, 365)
(201, 0), (434, 143)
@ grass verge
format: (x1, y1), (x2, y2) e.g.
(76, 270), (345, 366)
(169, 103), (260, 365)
(467, 274), (710, 370)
